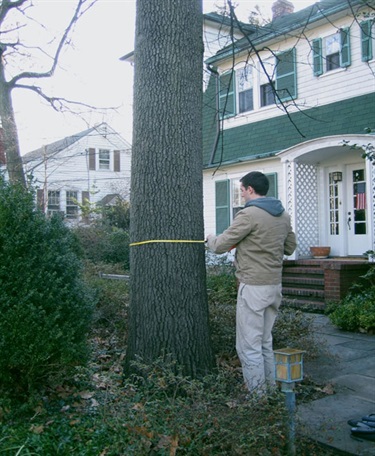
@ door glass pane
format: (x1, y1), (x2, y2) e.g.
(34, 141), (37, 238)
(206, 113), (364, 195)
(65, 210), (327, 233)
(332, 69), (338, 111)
(329, 173), (339, 235)
(352, 169), (366, 235)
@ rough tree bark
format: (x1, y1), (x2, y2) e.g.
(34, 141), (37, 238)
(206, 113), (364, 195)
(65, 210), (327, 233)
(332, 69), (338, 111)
(125, 0), (215, 378)
(0, 45), (25, 186)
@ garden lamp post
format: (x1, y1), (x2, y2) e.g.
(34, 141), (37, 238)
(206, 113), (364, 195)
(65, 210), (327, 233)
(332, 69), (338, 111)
(274, 348), (305, 456)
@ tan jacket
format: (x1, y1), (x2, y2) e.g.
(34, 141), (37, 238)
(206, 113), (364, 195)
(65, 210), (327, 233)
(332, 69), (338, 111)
(207, 205), (297, 285)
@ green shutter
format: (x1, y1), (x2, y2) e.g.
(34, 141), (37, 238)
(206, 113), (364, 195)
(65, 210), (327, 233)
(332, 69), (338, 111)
(266, 173), (278, 198)
(275, 48), (297, 102)
(360, 20), (373, 62)
(340, 27), (351, 68)
(312, 38), (323, 76)
(219, 72), (235, 119)
(215, 180), (230, 234)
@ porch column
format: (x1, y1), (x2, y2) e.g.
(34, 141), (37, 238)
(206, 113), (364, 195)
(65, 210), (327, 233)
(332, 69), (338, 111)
(283, 159), (297, 259)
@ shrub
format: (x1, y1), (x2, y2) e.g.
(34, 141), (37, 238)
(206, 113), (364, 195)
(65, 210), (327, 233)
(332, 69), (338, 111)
(327, 267), (375, 332)
(0, 180), (94, 393)
(73, 225), (130, 267)
(327, 289), (375, 332)
(83, 261), (129, 343)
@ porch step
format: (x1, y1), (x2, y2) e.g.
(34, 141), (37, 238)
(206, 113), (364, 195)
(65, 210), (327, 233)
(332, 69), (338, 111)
(282, 262), (325, 310)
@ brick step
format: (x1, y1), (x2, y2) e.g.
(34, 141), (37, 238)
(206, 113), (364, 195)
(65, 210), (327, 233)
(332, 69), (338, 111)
(282, 286), (325, 298)
(282, 276), (324, 287)
(282, 266), (324, 275)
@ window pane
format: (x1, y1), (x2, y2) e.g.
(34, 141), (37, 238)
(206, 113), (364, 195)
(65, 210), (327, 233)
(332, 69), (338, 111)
(99, 149), (110, 170)
(48, 191), (60, 217)
(239, 89), (253, 112)
(325, 34), (340, 55)
(326, 52), (340, 71)
(261, 83), (275, 107)
(66, 191), (78, 219)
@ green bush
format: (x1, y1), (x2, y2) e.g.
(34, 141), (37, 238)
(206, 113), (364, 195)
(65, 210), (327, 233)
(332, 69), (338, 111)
(0, 180), (94, 393)
(83, 261), (129, 343)
(327, 267), (375, 332)
(73, 225), (130, 267)
(327, 289), (375, 332)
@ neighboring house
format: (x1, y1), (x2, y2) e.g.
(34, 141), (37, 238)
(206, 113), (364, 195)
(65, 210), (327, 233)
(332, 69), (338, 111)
(22, 123), (131, 223)
(203, 0), (375, 259)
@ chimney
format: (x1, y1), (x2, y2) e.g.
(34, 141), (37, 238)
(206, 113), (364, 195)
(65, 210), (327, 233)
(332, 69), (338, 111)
(272, 0), (295, 20)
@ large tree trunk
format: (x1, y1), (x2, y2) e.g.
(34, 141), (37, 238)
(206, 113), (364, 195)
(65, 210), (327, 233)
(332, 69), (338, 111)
(0, 57), (26, 187)
(125, 0), (215, 378)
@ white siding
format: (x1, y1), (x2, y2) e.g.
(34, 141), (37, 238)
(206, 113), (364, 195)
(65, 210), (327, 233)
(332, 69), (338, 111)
(217, 8), (374, 130)
(24, 124), (131, 220)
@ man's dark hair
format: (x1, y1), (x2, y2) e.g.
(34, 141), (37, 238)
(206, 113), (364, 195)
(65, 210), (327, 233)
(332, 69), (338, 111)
(240, 171), (269, 196)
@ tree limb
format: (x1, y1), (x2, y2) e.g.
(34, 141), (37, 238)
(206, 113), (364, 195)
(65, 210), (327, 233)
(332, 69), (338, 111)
(8, 0), (98, 87)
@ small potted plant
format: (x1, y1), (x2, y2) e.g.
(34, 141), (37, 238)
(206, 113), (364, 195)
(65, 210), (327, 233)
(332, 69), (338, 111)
(310, 246), (331, 258)
(363, 249), (375, 263)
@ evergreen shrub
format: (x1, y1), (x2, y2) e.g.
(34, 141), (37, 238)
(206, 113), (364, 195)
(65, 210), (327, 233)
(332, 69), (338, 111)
(0, 179), (94, 392)
(73, 225), (130, 268)
(327, 267), (375, 332)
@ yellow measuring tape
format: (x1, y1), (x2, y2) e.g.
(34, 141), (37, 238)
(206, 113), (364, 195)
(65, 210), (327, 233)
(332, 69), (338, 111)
(130, 239), (206, 247)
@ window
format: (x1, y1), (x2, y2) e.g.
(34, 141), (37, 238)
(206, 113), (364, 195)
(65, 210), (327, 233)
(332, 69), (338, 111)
(236, 65), (253, 113)
(66, 191), (79, 219)
(259, 59), (276, 107)
(325, 34), (341, 71)
(47, 191), (60, 217)
(312, 28), (351, 76)
(215, 173), (278, 234)
(218, 50), (296, 118)
(360, 20), (374, 62)
(99, 149), (110, 170)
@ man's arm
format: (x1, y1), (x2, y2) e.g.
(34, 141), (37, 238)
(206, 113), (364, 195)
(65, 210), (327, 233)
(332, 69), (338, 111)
(206, 210), (251, 254)
(284, 228), (297, 256)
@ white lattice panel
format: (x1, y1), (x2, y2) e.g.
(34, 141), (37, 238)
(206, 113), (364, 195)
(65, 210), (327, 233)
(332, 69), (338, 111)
(295, 163), (319, 257)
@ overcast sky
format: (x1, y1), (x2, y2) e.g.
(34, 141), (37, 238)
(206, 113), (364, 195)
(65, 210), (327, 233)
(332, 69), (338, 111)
(11, 0), (315, 154)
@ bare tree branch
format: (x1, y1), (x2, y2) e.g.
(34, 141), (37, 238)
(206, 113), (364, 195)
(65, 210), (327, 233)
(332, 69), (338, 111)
(0, 0), (28, 28)
(14, 82), (119, 113)
(8, 0), (98, 86)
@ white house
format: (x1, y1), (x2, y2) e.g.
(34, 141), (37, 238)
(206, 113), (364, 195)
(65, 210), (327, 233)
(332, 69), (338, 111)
(22, 122), (131, 222)
(203, 0), (375, 259)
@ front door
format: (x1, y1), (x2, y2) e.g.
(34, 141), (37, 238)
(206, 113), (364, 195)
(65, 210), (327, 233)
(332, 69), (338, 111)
(346, 164), (370, 255)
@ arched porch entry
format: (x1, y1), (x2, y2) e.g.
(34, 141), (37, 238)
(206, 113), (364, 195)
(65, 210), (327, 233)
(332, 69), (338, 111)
(278, 135), (375, 258)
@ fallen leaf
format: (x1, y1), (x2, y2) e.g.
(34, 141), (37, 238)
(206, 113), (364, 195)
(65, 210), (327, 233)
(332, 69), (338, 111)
(30, 424), (44, 434)
(90, 398), (100, 407)
(79, 391), (95, 399)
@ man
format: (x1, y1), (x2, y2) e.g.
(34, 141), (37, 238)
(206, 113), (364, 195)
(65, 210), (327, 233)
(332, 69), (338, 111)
(207, 171), (296, 394)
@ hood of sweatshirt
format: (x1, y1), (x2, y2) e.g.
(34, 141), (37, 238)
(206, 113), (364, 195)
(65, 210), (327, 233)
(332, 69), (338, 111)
(244, 197), (285, 216)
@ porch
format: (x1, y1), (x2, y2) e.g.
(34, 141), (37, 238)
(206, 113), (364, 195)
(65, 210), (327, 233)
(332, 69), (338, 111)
(282, 257), (373, 311)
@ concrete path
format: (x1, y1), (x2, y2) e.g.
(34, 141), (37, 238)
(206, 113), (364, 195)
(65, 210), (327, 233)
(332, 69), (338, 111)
(297, 314), (375, 455)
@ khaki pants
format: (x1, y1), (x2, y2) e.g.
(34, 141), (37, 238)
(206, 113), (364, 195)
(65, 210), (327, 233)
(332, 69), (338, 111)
(236, 283), (282, 393)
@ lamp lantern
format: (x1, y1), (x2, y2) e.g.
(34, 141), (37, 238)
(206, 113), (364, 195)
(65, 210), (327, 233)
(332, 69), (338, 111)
(274, 348), (305, 456)
(332, 171), (343, 182)
(274, 347), (305, 383)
